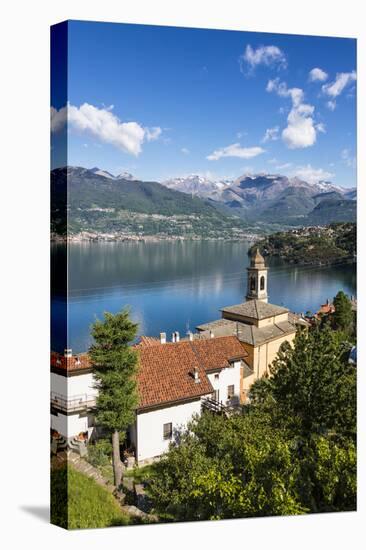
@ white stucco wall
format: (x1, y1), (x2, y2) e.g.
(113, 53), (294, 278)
(51, 411), (94, 439)
(136, 398), (205, 463)
(206, 360), (241, 405)
(51, 372), (68, 396)
(51, 371), (97, 440)
(51, 371), (98, 399)
(51, 412), (92, 438)
(257, 312), (288, 328)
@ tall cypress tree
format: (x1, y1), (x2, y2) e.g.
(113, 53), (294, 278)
(333, 290), (354, 334)
(89, 310), (139, 488)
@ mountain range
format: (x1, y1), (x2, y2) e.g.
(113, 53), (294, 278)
(51, 166), (248, 238)
(51, 166), (356, 237)
(162, 173), (356, 225)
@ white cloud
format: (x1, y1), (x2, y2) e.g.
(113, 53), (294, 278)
(315, 122), (326, 133)
(326, 100), (337, 111)
(322, 71), (356, 97)
(341, 148), (356, 168)
(51, 103), (162, 156)
(240, 44), (287, 73)
(309, 67), (328, 82)
(181, 147), (190, 155)
(275, 162), (292, 171)
(267, 78), (319, 149)
(51, 105), (67, 132)
(262, 126), (279, 142)
(207, 143), (265, 161)
(145, 127), (162, 141)
(292, 164), (334, 184)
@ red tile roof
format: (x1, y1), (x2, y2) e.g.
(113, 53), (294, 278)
(51, 351), (91, 372)
(317, 303), (335, 316)
(136, 336), (161, 347)
(51, 336), (248, 410)
(137, 336), (247, 410)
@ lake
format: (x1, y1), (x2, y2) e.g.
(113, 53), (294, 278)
(51, 241), (356, 353)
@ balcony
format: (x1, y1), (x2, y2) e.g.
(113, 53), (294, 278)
(201, 395), (241, 416)
(51, 392), (97, 413)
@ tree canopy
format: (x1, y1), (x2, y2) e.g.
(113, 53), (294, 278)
(332, 290), (355, 335)
(148, 323), (356, 520)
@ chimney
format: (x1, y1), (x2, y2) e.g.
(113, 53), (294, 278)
(175, 331), (180, 343)
(210, 330), (214, 339)
(187, 331), (194, 341)
(193, 366), (200, 383)
(171, 332), (176, 343)
(64, 348), (72, 358)
(160, 332), (166, 344)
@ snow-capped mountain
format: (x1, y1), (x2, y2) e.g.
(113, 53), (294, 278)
(162, 172), (354, 205)
(90, 167), (116, 179)
(162, 174), (232, 199)
(90, 167), (135, 181)
(160, 172), (356, 224)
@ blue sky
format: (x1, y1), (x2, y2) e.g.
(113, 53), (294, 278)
(51, 21), (357, 187)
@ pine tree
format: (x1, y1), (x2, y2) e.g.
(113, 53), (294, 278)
(89, 310), (139, 488)
(332, 291), (354, 334)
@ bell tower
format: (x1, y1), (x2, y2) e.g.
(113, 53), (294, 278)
(246, 248), (268, 303)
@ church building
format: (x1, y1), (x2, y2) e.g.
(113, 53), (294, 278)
(196, 248), (299, 402)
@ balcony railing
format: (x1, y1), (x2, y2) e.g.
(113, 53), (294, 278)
(51, 392), (97, 413)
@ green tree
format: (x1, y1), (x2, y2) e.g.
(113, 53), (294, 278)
(148, 411), (305, 521)
(250, 324), (356, 512)
(253, 324), (356, 439)
(89, 310), (139, 488)
(332, 290), (354, 334)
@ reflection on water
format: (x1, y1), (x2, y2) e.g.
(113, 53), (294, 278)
(51, 241), (356, 353)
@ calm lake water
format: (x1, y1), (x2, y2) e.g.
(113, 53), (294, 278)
(51, 241), (356, 353)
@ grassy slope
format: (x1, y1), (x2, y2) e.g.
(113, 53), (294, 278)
(51, 465), (129, 530)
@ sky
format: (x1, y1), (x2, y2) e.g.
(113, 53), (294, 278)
(51, 21), (357, 188)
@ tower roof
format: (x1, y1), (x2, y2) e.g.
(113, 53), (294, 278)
(250, 247), (266, 268)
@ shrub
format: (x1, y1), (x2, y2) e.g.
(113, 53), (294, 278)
(88, 439), (112, 468)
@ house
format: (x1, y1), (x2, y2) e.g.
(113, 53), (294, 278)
(50, 335), (248, 463)
(196, 248), (299, 402)
(132, 335), (247, 463)
(315, 299), (335, 319)
(51, 350), (97, 445)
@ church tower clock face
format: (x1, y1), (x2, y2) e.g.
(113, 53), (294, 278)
(246, 248), (268, 303)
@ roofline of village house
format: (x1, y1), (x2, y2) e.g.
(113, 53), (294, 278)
(136, 392), (212, 414)
(51, 365), (93, 377)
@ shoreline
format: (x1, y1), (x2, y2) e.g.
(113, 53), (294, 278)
(267, 256), (356, 268)
(51, 233), (261, 243)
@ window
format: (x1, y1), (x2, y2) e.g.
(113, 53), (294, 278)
(163, 422), (172, 440)
(214, 373), (219, 380)
(260, 275), (265, 291)
(227, 385), (235, 399)
(250, 276), (256, 291)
